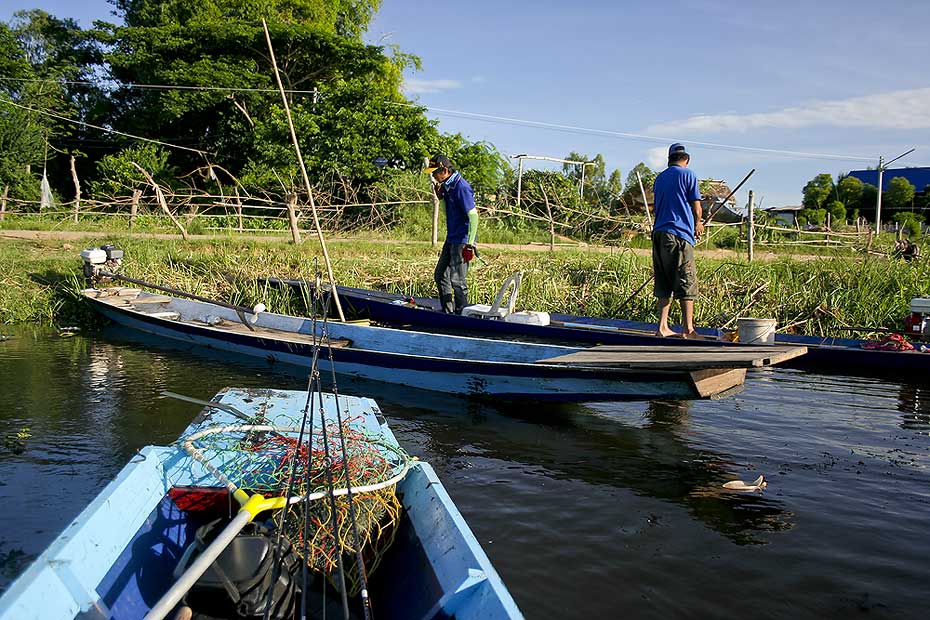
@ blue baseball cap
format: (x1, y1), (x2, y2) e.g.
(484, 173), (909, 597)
(668, 143), (689, 157)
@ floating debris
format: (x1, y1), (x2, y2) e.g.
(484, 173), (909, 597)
(722, 474), (767, 493)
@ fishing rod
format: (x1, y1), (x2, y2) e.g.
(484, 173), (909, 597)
(702, 168), (756, 225)
(320, 288), (375, 620)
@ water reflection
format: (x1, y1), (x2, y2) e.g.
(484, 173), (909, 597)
(897, 383), (930, 433)
(384, 391), (791, 545)
(99, 324), (792, 544)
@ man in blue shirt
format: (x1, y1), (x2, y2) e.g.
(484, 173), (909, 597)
(424, 154), (479, 314)
(651, 143), (703, 338)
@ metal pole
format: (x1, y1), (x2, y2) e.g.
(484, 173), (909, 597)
(516, 157), (524, 207)
(875, 155), (884, 235)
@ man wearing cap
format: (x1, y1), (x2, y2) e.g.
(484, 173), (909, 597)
(651, 143), (703, 339)
(425, 154), (479, 314)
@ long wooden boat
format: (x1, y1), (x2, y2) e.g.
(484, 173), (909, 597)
(0, 387), (525, 620)
(262, 279), (929, 378)
(80, 287), (805, 401)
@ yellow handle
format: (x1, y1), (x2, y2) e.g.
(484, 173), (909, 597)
(234, 490), (289, 521)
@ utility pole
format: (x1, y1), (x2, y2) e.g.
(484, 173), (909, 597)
(874, 148), (916, 235)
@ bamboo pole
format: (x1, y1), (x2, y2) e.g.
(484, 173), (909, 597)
(235, 187), (243, 231)
(285, 193), (301, 244)
(538, 182), (555, 251)
(262, 18), (343, 321)
(132, 163), (189, 240)
(747, 190), (755, 262)
(635, 170), (652, 228)
(70, 156), (81, 224)
(0, 186), (7, 221)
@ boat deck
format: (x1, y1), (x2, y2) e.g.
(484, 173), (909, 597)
(537, 344), (807, 369)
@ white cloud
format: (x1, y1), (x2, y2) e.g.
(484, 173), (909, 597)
(402, 78), (462, 94)
(645, 87), (930, 134)
(646, 146), (667, 170)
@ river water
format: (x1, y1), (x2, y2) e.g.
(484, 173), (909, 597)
(1, 325), (928, 619)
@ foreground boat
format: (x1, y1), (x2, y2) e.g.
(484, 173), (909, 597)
(263, 279), (930, 379)
(0, 387), (525, 620)
(81, 287), (805, 401)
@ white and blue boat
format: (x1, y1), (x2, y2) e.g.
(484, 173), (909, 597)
(263, 279), (926, 380)
(80, 287), (804, 401)
(0, 387), (525, 620)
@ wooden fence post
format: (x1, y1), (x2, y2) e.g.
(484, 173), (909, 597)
(286, 193), (301, 244)
(0, 186), (7, 221)
(129, 189), (141, 229)
(747, 190), (755, 262)
(70, 156), (81, 224)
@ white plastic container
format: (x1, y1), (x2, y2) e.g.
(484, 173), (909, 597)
(503, 310), (551, 326)
(737, 317), (777, 345)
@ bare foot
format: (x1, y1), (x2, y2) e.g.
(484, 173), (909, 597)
(681, 330), (704, 340)
(655, 328), (677, 338)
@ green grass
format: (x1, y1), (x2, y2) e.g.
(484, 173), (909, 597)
(3, 233), (929, 339)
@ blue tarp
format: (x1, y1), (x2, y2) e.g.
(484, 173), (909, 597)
(847, 167), (930, 192)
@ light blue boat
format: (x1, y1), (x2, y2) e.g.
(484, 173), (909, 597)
(0, 387), (524, 620)
(79, 287), (797, 401)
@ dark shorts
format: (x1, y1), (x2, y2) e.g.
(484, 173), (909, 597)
(652, 230), (698, 300)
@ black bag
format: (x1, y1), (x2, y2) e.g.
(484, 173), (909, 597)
(175, 517), (301, 620)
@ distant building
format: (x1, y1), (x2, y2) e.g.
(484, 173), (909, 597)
(763, 205), (804, 226)
(846, 167), (930, 193)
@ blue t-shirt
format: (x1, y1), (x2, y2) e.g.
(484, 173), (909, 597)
(442, 171), (476, 243)
(652, 165), (701, 245)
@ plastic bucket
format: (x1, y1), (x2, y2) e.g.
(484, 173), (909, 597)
(737, 318), (777, 345)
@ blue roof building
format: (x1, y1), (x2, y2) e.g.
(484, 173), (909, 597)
(847, 167), (930, 192)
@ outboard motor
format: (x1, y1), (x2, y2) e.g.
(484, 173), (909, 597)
(904, 297), (930, 342)
(80, 245), (123, 285)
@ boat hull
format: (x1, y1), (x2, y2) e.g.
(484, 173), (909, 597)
(266, 280), (930, 379)
(0, 388), (524, 620)
(85, 291), (730, 401)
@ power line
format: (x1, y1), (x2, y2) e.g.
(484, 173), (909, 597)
(1, 76), (319, 96)
(0, 98), (210, 155)
(3, 76), (884, 164)
(388, 102), (877, 163)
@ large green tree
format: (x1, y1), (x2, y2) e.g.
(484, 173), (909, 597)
(883, 176), (915, 212)
(93, 0), (432, 196)
(0, 11), (103, 200)
(802, 173), (834, 209)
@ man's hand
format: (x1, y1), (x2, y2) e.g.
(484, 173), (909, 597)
(462, 244), (476, 262)
(695, 220), (705, 239)
(432, 183), (444, 199)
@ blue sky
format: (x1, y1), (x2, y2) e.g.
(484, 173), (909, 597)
(4, 0), (930, 206)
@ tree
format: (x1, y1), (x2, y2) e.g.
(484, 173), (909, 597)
(825, 200), (846, 225)
(430, 133), (508, 197)
(884, 177), (915, 212)
(802, 173), (834, 209)
(94, 1), (433, 196)
(625, 162), (656, 194)
(606, 169), (623, 209)
(892, 212), (923, 238)
(0, 11), (104, 200)
(836, 175), (864, 211)
(802, 208), (827, 226)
